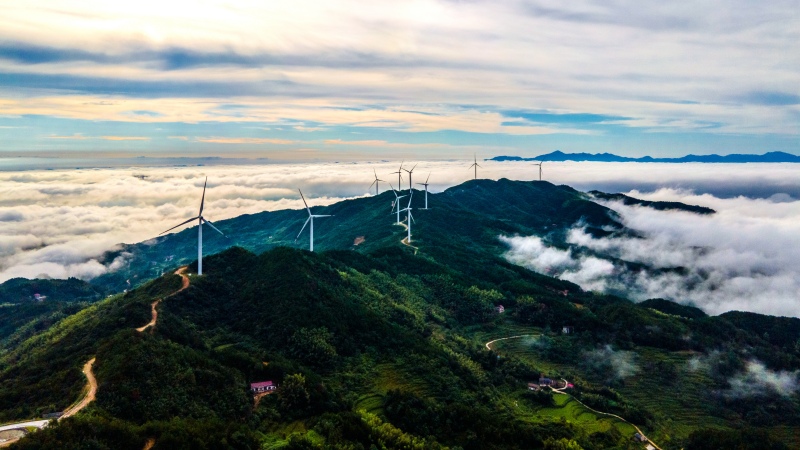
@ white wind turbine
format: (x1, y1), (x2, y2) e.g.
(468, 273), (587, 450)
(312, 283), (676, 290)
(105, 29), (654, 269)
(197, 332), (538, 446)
(534, 161), (543, 181)
(398, 191), (415, 243)
(389, 183), (407, 224)
(160, 177), (226, 276)
(369, 169), (385, 195)
(295, 189), (332, 252)
(417, 172), (431, 209)
(403, 163), (417, 191)
(469, 154), (481, 179)
(390, 161), (404, 191)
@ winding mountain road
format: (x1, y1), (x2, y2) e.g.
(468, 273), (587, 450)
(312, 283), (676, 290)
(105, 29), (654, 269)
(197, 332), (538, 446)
(60, 358), (97, 420)
(395, 222), (419, 254)
(136, 267), (189, 332)
(0, 357), (97, 448)
(2, 267), (191, 448)
(484, 334), (662, 450)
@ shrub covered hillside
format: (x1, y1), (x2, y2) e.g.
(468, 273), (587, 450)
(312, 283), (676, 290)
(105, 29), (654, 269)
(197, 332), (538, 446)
(1, 179), (798, 449)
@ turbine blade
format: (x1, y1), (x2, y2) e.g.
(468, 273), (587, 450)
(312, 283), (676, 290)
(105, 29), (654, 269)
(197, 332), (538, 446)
(298, 189), (311, 213)
(160, 216), (199, 235)
(313, 214), (332, 218)
(369, 179), (377, 189)
(425, 172), (431, 183)
(199, 177), (207, 216)
(202, 217), (226, 237)
(410, 212), (416, 224)
(296, 216), (311, 241)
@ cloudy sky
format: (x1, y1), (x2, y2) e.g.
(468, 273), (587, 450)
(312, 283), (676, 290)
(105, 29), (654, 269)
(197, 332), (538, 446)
(1, 0), (798, 159)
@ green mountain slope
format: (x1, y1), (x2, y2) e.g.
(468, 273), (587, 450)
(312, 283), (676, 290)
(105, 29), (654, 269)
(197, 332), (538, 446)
(1, 179), (798, 450)
(89, 179), (621, 293)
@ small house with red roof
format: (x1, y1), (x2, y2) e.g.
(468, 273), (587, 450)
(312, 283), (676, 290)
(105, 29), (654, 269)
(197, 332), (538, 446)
(250, 381), (277, 394)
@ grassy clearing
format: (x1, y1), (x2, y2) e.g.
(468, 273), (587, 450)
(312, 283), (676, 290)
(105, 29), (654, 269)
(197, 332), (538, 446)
(350, 363), (435, 417)
(354, 393), (384, 415)
(508, 392), (637, 436)
(372, 363), (431, 397)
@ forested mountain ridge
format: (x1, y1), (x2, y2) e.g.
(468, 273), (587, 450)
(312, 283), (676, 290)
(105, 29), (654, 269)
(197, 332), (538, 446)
(1, 179), (798, 449)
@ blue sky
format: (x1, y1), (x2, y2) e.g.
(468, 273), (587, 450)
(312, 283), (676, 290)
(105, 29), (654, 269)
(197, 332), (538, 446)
(0, 0), (798, 160)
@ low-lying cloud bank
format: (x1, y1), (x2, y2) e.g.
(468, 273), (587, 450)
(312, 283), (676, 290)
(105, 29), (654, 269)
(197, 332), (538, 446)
(726, 360), (799, 399)
(2, 161), (800, 319)
(502, 187), (800, 317)
(581, 345), (639, 383)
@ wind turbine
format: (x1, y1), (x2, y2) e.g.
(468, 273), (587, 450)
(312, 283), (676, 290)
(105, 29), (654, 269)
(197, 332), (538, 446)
(469, 154), (481, 179)
(389, 183), (407, 224)
(159, 177), (226, 276)
(295, 189), (331, 252)
(403, 163), (417, 190)
(398, 191), (415, 243)
(534, 161), (543, 181)
(417, 172), (431, 209)
(369, 169), (385, 195)
(390, 161), (404, 191)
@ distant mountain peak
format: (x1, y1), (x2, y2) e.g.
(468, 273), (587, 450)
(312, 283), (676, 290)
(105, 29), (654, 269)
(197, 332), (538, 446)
(489, 151), (800, 163)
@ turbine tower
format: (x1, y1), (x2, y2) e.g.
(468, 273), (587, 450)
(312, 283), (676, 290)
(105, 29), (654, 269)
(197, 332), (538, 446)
(160, 177), (226, 276)
(399, 192), (415, 243)
(295, 189), (332, 252)
(534, 161), (543, 181)
(369, 169), (385, 195)
(416, 172), (431, 209)
(403, 163), (417, 190)
(469, 154), (481, 179)
(390, 161), (404, 191)
(389, 183), (407, 224)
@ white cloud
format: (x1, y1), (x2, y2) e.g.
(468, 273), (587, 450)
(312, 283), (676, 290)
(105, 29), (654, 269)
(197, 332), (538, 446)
(0, 1), (796, 135)
(726, 360), (799, 398)
(500, 235), (614, 292)
(2, 160), (800, 321)
(501, 183), (800, 317)
(582, 345), (639, 382)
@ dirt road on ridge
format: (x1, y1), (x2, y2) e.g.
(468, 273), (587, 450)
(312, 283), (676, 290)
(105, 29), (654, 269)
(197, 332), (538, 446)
(60, 358), (97, 420)
(2, 269), (190, 447)
(136, 267), (190, 332)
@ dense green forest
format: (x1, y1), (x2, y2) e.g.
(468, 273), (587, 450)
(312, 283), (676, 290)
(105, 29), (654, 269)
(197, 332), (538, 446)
(1, 180), (798, 449)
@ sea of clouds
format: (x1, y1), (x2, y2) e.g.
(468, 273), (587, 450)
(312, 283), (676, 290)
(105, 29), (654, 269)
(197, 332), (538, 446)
(1, 160), (799, 317)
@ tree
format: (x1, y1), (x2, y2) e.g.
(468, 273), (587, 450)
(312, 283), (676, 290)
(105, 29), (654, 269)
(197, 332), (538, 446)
(289, 327), (338, 369)
(277, 373), (310, 414)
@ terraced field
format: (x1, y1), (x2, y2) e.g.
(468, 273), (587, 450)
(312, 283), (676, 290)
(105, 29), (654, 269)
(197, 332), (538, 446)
(353, 363), (437, 416)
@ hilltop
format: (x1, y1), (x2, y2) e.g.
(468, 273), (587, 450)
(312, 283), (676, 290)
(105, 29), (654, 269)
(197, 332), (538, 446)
(490, 150), (800, 163)
(0, 179), (798, 450)
(85, 179), (622, 294)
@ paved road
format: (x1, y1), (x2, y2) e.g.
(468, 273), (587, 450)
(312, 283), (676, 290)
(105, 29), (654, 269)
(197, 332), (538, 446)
(0, 420), (49, 433)
(0, 420), (49, 448)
